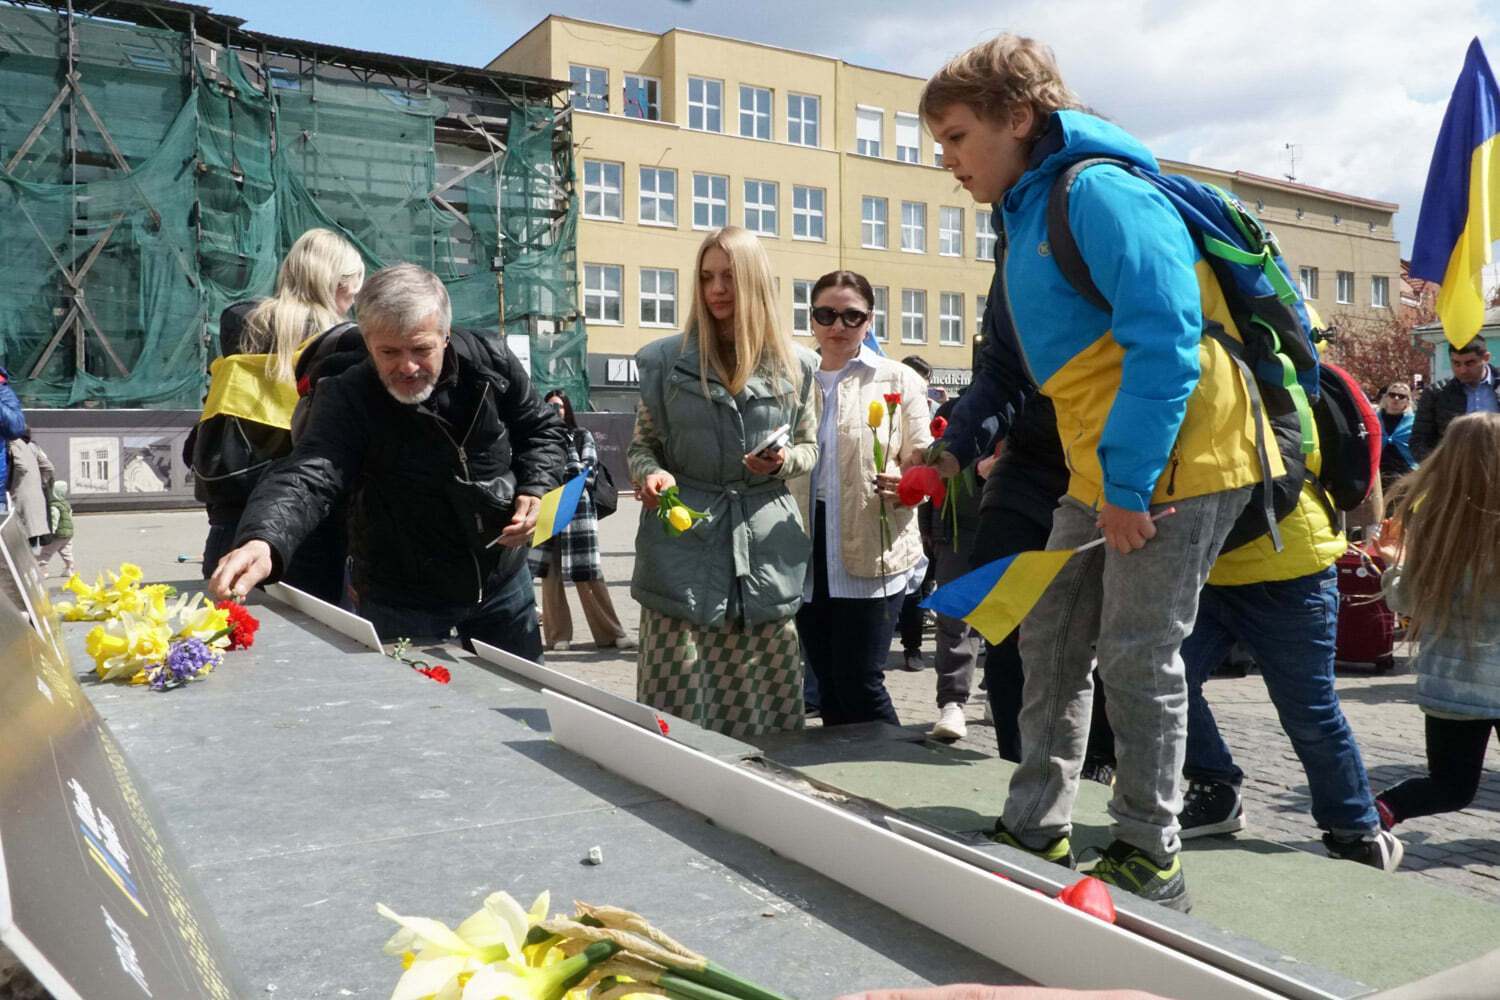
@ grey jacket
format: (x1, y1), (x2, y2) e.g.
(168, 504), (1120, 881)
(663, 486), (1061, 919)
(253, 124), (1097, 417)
(1383, 566), (1500, 718)
(629, 335), (818, 627)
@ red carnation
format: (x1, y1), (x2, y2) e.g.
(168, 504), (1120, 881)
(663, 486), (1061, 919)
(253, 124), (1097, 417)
(657, 716), (671, 736)
(930, 415), (948, 439)
(883, 392), (902, 407)
(418, 665), (451, 684)
(215, 600), (260, 650)
(897, 464), (946, 508)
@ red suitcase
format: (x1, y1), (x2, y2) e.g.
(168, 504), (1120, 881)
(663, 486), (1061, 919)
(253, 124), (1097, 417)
(1334, 545), (1396, 672)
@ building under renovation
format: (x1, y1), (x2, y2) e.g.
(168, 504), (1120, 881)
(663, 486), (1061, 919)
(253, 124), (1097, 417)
(0, 0), (583, 503)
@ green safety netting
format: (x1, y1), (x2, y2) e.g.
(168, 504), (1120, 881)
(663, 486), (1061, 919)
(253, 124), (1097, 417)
(0, 5), (585, 409)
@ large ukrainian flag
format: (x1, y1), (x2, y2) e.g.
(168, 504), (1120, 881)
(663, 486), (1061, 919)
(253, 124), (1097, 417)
(1411, 38), (1500, 349)
(530, 469), (588, 547)
(921, 548), (1075, 644)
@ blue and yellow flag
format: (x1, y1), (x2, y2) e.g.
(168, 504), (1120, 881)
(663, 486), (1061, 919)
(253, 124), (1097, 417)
(1411, 38), (1500, 349)
(530, 469), (588, 547)
(921, 548), (1075, 644)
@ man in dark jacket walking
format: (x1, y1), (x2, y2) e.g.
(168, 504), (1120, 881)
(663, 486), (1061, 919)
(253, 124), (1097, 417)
(209, 264), (569, 660)
(1412, 335), (1499, 459)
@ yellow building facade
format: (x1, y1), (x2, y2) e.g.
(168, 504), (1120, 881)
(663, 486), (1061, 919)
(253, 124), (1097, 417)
(493, 16), (1401, 409)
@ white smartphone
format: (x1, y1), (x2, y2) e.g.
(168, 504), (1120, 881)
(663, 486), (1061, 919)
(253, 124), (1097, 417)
(747, 423), (791, 459)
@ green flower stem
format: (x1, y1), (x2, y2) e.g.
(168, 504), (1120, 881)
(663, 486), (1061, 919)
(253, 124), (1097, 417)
(553, 940), (620, 996)
(676, 962), (793, 1000)
(658, 973), (764, 1000)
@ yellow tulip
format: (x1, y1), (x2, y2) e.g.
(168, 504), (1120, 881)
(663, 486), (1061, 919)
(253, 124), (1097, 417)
(867, 399), (886, 429)
(667, 505), (693, 532)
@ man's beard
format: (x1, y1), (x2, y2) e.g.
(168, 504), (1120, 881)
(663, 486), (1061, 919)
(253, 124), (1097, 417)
(382, 372), (436, 405)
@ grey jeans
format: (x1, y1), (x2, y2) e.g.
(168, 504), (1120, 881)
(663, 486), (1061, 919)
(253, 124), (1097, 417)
(1000, 487), (1251, 862)
(932, 539), (981, 706)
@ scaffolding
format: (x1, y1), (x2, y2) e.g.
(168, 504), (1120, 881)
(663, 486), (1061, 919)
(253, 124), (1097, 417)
(0, 0), (588, 409)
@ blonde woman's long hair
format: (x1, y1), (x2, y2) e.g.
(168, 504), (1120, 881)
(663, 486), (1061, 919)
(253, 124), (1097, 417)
(241, 228), (365, 382)
(683, 226), (801, 398)
(1386, 411), (1500, 645)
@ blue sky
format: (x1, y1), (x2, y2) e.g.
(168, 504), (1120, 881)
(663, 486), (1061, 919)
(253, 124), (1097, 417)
(206, 1), (1500, 259)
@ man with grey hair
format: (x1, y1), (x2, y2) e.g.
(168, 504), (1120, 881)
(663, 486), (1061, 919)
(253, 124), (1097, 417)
(210, 263), (569, 659)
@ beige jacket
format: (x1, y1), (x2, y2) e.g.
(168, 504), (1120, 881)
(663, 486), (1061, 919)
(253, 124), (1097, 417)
(790, 356), (933, 580)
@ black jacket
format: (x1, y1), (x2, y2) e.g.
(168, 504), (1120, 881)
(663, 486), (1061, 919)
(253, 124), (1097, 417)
(234, 328), (569, 609)
(1412, 371), (1500, 460)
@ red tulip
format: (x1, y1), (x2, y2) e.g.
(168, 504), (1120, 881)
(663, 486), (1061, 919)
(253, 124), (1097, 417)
(1057, 876), (1116, 923)
(930, 415), (948, 439)
(897, 464), (946, 508)
(657, 717), (671, 736)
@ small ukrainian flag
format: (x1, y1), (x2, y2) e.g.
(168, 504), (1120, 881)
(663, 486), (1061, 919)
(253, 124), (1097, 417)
(530, 469), (589, 547)
(921, 549), (1075, 644)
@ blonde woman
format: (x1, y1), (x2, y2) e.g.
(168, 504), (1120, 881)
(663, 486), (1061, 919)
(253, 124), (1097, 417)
(192, 228), (364, 601)
(628, 226), (818, 736)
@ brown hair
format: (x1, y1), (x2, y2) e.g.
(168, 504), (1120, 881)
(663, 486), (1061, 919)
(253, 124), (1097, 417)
(810, 270), (875, 311)
(1385, 412), (1500, 646)
(920, 34), (1082, 134)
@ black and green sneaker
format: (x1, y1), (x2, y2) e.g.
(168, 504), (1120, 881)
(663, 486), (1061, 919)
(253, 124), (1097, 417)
(1088, 840), (1191, 912)
(989, 819), (1076, 869)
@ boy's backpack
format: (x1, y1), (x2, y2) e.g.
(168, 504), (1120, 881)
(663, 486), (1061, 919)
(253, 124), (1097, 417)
(1045, 156), (1370, 551)
(1311, 361), (1382, 512)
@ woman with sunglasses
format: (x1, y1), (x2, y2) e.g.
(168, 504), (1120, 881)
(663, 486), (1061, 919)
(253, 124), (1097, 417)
(790, 270), (933, 726)
(1378, 382), (1418, 492)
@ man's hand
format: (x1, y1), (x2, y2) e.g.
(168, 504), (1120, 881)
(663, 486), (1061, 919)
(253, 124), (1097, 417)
(932, 450), (961, 478)
(208, 540), (273, 602)
(494, 494), (541, 548)
(977, 453), (999, 480)
(640, 471), (676, 511)
(1097, 502), (1156, 555)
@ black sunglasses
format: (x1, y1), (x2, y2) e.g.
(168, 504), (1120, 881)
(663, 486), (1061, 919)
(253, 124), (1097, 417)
(1385, 392), (1408, 400)
(811, 306), (870, 329)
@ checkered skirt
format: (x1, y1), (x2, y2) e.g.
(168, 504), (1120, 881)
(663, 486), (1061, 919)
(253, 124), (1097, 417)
(637, 608), (804, 737)
(529, 429), (602, 582)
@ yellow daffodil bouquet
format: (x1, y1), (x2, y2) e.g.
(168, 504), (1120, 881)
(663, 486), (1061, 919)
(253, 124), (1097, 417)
(378, 891), (790, 1000)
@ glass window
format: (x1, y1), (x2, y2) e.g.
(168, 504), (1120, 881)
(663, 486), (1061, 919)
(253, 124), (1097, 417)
(1371, 275), (1389, 308)
(640, 268), (677, 327)
(901, 289), (927, 344)
(861, 196), (887, 249)
(939, 206), (963, 256)
(582, 160), (622, 221)
(787, 93), (819, 147)
(744, 179), (778, 235)
(569, 65), (607, 112)
(1336, 270), (1354, 305)
(895, 112), (920, 164)
(583, 264), (622, 324)
(688, 77), (723, 132)
(639, 167), (676, 226)
(792, 185), (825, 240)
(624, 74), (660, 120)
(692, 172), (728, 229)
(856, 107), (882, 157)
(872, 286), (889, 341)
(1299, 266), (1319, 299)
(901, 201), (926, 253)
(939, 292), (964, 345)
(739, 84), (771, 140)
(976, 210), (996, 261)
(976, 294), (988, 340)
(934, 148), (944, 168)
(792, 279), (813, 336)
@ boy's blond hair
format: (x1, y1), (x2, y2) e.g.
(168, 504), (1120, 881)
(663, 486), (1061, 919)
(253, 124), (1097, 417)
(919, 34), (1082, 133)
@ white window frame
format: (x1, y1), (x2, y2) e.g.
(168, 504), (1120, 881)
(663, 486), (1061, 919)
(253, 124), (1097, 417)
(739, 84), (771, 140)
(787, 93), (819, 147)
(901, 201), (926, 253)
(639, 166), (676, 227)
(895, 112), (920, 164)
(872, 286), (889, 342)
(939, 292), (964, 346)
(582, 160), (623, 221)
(623, 73), (661, 120)
(692, 172), (728, 230)
(976, 210), (996, 261)
(569, 64), (607, 113)
(939, 206), (963, 257)
(1336, 270), (1354, 305)
(976, 294), (988, 340)
(687, 76), (723, 132)
(1299, 266), (1319, 299)
(856, 106), (882, 157)
(1371, 275), (1389, 309)
(861, 196), (887, 249)
(639, 267), (677, 328)
(792, 185), (825, 241)
(792, 279), (814, 336)
(743, 178), (778, 236)
(901, 289), (927, 344)
(934, 148), (944, 168)
(583, 263), (622, 325)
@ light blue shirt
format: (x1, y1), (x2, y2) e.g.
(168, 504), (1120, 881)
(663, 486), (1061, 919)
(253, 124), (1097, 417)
(1464, 364), (1499, 414)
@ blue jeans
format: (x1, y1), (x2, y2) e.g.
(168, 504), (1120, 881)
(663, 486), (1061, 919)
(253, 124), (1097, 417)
(1182, 565), (1378, 834)
(359, 564), (543, 663)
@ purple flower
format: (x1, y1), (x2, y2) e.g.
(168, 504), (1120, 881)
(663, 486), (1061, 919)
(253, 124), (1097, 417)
(147, 638), (223, 691)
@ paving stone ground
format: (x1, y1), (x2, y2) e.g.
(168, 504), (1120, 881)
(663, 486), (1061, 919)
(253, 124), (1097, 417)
(74, 501), (1500, 905)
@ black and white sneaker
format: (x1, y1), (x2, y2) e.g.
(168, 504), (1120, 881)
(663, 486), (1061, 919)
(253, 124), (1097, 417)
(1179, 779), (1246, 839)
(1324, 829), (1404, 873)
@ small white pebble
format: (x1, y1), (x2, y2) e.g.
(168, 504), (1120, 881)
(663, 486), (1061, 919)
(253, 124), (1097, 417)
(585, 845), (603, 865)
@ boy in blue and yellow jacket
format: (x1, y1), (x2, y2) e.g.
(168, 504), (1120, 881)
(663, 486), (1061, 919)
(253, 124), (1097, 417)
(925, 35), (1275, 911)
